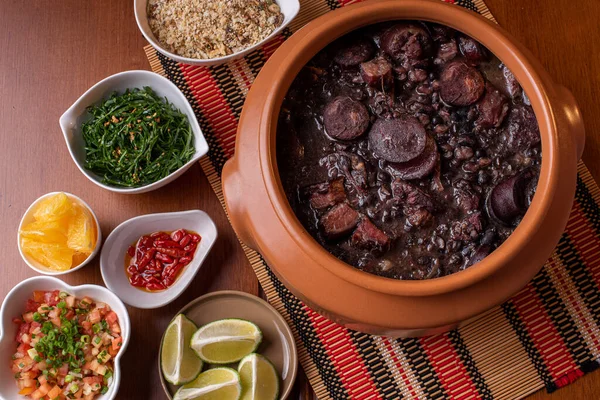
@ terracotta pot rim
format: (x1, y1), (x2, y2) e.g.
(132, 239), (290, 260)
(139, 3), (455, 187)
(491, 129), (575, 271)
(259, 0), (558, 296)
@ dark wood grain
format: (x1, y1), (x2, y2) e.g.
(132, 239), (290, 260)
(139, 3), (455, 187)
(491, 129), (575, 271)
(0, 0), (598, 399)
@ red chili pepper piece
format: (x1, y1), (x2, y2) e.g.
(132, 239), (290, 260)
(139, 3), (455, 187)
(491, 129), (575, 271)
(154, 239), (182, 249)
(127, 246), (136, 257)
(171, 229), (186, 242)
(130, 274), (145, 287)
(178, 256), (192, 266)
(127, 264), (137, 274)
(150, 231), (169, 239)
(179, 235), (192, 247)
(137, 248), (156, 270)
(146, 282), (166, 291)
(155, 247), (187, 258)
(167, 263), (185, 279)
(191, 234), (201, 243)
(155, 252), (174, 264)
(183, 243), (197, 254)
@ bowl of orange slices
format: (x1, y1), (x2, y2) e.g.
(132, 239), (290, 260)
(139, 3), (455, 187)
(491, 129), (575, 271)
(17, 192), (101, 275)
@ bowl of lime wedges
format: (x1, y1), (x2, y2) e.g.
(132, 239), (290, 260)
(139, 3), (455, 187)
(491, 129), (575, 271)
(158, 291), (297, 400)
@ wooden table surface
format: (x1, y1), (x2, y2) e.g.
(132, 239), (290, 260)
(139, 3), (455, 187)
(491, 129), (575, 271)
(0, 0), (598, 399)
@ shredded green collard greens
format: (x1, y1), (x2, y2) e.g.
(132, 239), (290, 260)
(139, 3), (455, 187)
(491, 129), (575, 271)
(82, 87), (195, 187)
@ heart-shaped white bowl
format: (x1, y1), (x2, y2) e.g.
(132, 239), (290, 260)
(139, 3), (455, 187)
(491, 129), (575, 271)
(59, 70), (208, 194)
(134, 0), (300, 66)
(0, 276), (131, 400)
(100, 210), (217, 309)
(17, 192), (102, 276)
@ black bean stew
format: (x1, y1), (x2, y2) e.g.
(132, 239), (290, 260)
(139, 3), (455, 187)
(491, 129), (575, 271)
(276, 21), (541, 280)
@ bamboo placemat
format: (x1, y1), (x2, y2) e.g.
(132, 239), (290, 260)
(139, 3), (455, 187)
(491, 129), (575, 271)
(144, 0), (600, 398)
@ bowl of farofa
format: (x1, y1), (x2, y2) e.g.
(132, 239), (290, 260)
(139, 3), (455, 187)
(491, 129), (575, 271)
(135, 0), (300, 66)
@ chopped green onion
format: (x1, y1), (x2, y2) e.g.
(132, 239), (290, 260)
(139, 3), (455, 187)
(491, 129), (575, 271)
(65, 374), (74, 383)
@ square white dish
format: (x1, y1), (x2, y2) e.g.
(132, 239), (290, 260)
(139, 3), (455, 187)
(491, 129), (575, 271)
(100, 210), (217, 309)
(59, 70), (208, 194)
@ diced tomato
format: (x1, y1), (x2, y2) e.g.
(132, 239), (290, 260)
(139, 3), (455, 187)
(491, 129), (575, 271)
(65, 295), (76, 308)
(51, 317), (61, 328)
(81, 320), (92, 336)
(111, 336), (123, 352)
(47, 384), (61, 398)
(15, 322), (30, 343)
(23, 312), (34, 323)
(64, 309), (75, 320)
(105, 311), (118, 325)
(39, 382), (51, 395)
(44, 290), (60, 306)
(33, 291), (45, 303)
(83, 376), (103, 385)
(58, 363), (69, 376)
(88, 310), (101, 324)
(17, 343), (31, 355)
(80, 297), (93, 309)
(29, 321), (41, 333)
(13, 317), (22, 324)
(25, 299), (40, 312)
(20, 371), (37, 379)
(108, 346), (118, 357)
(38, 375), (47, 386)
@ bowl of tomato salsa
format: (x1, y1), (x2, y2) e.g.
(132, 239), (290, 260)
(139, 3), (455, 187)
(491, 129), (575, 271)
(0, 276), (130, 400)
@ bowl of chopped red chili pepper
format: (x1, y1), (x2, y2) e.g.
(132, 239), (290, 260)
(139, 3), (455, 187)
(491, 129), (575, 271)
(99, 210), (217, 309)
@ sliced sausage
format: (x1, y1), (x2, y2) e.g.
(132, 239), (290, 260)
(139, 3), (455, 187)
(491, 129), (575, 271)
(360, 57), (393, 89)
(487, 169), (537, 225)
(475, 83), (509, 129)
(458, 35), (487, 64)
(505, 105), (540, 151)
(439, 60), (485, 106)
(333, 37), (376, 67)
(368, 116), (427, 163)
(307, 177), (346, 210)
(323, 97), (370, 140)
(381, 23), (433, 61)
(320, 203), (360, 239)
(386, 135), (439, 180)
(351, 218), (390, 249)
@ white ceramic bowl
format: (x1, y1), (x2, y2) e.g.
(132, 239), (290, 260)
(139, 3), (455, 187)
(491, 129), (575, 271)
(59, 70), (208, 194)
(134, 0), (300, 66)
(18, 192), (102, 276)
(100, 210), (217, 309)
(0, 276), (130, 400)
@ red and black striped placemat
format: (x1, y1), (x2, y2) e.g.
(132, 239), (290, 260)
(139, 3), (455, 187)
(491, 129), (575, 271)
(144, 0), (600, 398)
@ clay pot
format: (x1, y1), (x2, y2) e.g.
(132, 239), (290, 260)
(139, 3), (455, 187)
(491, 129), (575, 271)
(222, 0), (585, 336)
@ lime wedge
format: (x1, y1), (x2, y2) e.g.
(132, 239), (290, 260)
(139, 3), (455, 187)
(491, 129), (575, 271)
(173, 367), (242, 400)
(162, 314), (204, 385)
(238, 354), (280, 400)
(190, 319), (262, 364)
